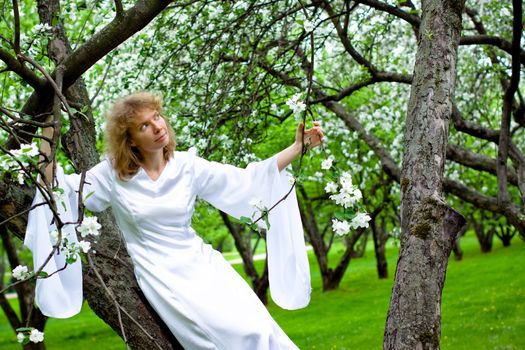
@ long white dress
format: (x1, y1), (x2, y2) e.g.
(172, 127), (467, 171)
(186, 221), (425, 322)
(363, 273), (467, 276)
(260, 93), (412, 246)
(24, 149), (311, 349)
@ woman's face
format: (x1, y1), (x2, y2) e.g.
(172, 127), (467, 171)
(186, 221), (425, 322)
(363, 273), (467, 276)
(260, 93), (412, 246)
(128, 108), (169, 155)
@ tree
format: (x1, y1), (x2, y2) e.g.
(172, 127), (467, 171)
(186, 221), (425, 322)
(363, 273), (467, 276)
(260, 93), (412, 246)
(383, 0), (467, 348)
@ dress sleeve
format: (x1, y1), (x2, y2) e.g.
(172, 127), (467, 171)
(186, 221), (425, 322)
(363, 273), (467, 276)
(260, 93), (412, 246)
(192, 149), (311, 310)
(24, 160), (113, 318)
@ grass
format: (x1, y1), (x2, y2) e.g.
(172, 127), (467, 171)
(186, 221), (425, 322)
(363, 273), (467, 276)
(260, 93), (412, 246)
(0, 232), (523, 349)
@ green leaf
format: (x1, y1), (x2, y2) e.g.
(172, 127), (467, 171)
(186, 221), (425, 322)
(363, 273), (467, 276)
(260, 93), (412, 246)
(239, 216), (253, 225)
(84, 191), (95, 201)
(262, 211), (271, 230)
(16, 327), (34, 332)
(334, 211), (347, 221)
(37, 271), (49, 278)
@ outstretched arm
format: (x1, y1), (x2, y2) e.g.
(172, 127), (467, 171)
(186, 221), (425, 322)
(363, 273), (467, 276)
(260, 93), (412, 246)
(276, 121), (323, 172)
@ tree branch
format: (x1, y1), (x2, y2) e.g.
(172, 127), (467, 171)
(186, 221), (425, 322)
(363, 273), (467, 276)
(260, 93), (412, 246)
(460, 35), (525, 65)
(0, 48), (45, 89)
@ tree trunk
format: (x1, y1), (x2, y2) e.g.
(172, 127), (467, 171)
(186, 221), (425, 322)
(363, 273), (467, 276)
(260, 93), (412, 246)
(452, 223), (468, 261)
(371, 216), (388, 279)
(384, 1), (466, 349)
(473, 220), (494, 253)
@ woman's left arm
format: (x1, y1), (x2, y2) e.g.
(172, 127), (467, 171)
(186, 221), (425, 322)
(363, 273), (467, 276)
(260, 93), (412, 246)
(277, 121), (324, 172)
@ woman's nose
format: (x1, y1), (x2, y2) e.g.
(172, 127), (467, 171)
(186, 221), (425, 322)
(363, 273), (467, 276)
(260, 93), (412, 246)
(152, 120), (162, 132)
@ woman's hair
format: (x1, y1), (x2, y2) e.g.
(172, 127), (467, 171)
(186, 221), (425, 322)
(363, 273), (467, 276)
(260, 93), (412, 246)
(105, 91), (176, 180)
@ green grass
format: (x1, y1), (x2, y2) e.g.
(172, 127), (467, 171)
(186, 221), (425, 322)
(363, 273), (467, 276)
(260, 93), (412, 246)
(1, 232), (523, 349)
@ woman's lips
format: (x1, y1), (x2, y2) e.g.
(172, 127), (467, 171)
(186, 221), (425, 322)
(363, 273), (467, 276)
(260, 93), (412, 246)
(155, 132), (167, 142)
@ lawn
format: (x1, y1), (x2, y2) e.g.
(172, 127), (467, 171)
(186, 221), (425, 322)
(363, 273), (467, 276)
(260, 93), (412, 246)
(1, 232), (523, 349)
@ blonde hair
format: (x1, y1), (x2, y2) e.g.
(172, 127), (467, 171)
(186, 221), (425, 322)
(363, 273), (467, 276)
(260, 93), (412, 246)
(105, 92), (176, 180)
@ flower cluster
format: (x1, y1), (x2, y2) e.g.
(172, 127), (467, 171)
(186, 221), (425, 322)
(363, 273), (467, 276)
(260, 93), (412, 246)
(77, 216), (102, 237)
(240, 197), (271, 234)
(320, 156), (371, 236)
(286, 94), (306, 115)
(17, 328), (44, 344)
(49, 216), (102, 263)
(327, 171), (363, 209)
(12, 265), (32, 281)
(0, 143), (39, 184)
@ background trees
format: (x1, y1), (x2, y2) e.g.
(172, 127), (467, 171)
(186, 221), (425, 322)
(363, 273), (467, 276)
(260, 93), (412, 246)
(0, 0), (523, 349)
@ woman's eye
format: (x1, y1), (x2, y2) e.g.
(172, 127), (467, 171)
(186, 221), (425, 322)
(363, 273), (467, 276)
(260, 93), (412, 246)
(140, 124), (148, 131)
(154, 114), (160, 120)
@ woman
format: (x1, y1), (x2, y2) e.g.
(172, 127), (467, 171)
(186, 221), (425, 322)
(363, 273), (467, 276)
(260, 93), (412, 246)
(26, 92), (323, 349)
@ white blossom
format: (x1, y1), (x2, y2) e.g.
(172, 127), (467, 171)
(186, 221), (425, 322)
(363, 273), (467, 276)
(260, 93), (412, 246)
(340, 171), (353, 186)
(285, 94), (306, 114)
(12, 265), (31, 280)
(325, 181), (338, 193)
(321, 156), (334, 170)
(17, 170), (26, 185)
(29, 329), (44, 343)
(18, 143), (39, 157)
(303, 19), (314, 32)
(249, 197), (264, 211)
(78, 240), (92, 253)
(49, 230), (59, 244)
(60, 241), (80, 262)
(17, 332), (25, 344)
(77, 216), (102, 237)
(332, 219), (351, 236)
(351, 212), (371, 229)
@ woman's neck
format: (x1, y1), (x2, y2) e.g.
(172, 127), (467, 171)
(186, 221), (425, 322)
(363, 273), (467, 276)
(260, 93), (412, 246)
(140, 151), (166, 179)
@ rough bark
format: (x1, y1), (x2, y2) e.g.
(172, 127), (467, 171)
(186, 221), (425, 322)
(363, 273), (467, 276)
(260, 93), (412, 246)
(383, 1), (466, 349)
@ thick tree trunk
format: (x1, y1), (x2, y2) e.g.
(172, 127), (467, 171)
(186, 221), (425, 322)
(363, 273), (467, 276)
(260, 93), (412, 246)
(371, 216), (389, 279)
(472, 220), (494, 253)
(451, 224), (467, 261)
(383, 1), (466, 349)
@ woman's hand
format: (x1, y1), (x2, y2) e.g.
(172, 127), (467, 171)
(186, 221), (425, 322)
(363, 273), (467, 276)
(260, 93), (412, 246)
(295, 121), (324, 150)
(277, 121), (324, 172)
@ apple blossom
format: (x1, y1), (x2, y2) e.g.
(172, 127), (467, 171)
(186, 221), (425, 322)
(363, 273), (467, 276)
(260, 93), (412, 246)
(303, 19), (314, 32)
(12, 265), (31, 280)
(77, 216), (102, 237)
(79, 240), (92, 253)
(332, 219), (351, 236)
(325, 182), (338, 193)
(350, 212), (371, 229)
(17, 333), (25, 344)
(321, 156), (334, 170)
(29, 329), (44, 343)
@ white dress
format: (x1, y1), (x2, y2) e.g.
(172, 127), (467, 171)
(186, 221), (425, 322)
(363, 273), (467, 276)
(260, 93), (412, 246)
(25, 149), (311, 349)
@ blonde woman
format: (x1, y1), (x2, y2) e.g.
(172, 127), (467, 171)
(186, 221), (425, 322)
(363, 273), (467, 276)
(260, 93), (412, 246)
(27, 92), (323, 349)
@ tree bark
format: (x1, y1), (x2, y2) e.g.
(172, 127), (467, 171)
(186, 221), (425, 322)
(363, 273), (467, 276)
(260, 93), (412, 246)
(383, 1), (466, 349)
(371, 216), (389, 279)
